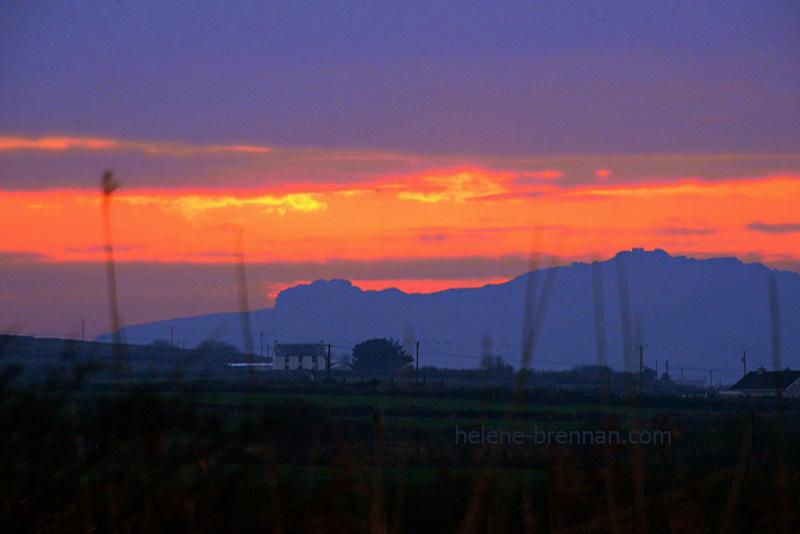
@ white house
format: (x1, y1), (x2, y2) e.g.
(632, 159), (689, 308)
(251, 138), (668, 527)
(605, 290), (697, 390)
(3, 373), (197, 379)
(728, 368), (800, 397)
(273, 343), (328, 371)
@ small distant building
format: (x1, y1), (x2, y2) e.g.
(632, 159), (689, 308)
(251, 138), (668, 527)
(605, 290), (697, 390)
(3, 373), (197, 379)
(728, 368), (800, 397)
(273, 342), (328, 371)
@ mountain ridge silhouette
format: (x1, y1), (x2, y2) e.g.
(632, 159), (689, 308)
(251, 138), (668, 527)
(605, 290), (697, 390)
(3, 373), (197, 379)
(97, 248), (800, 381)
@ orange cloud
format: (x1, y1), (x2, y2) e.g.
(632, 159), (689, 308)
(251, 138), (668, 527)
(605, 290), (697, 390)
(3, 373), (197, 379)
(119, 190), (326, 219)
(393, 169), (514, 203)
(3, 136), (798, 197)
(0, 136), (273, 155)
(1, 172), (799, 274)
(0, 137), (120, 150)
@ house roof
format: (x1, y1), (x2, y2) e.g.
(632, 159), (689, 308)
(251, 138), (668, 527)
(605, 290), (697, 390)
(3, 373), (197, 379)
(274, 343), (326, 357)
(730, 369), (800, 391)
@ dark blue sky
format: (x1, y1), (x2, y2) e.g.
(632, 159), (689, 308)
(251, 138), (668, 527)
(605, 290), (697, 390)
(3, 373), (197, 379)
(2, 1), (798, 157)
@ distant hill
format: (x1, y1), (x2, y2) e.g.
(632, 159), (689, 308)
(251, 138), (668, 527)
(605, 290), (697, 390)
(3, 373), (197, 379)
(97, 249), (800, 381)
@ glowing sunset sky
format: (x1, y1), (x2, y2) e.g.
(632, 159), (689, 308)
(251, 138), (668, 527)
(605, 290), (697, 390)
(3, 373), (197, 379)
(1, 2), (799, 339)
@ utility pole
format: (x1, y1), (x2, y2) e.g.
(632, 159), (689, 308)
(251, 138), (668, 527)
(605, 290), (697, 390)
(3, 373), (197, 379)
(416, 341), (420, 385)
(260, 332), (264, 357)
(742, 350), (747, 377)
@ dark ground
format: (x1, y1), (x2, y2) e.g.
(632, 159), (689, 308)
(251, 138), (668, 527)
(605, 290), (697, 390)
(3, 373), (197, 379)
(1, 335), (798, 533)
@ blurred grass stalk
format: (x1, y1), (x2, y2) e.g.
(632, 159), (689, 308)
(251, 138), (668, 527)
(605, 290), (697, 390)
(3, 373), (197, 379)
(101, 170), (126, 380)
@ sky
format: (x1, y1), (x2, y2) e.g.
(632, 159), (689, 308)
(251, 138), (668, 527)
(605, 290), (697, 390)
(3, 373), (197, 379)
(1, 2), (799, 341)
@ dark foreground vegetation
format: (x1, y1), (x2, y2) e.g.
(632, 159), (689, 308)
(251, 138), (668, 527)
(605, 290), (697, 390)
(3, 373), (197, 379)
(2, 335), (799, 532)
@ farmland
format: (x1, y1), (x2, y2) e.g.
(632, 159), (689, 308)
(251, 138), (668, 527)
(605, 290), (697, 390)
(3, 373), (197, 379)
(1, 335), (799, 532)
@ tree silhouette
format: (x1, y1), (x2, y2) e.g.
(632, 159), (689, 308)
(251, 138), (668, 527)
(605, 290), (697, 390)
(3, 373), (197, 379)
(480, 354), (513, 374)
(195, 340), (240, 355)
(352, 338), (412, 370)
(194, 340), (240, 370)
